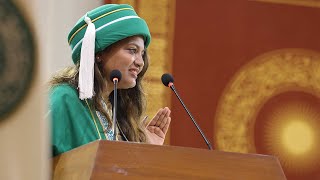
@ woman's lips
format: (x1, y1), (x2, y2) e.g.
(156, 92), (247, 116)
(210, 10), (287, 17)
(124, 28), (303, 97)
(129, 68), (139, 78)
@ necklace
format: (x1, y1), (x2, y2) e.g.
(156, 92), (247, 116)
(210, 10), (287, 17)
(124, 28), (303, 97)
(97, 97), (129, 141)
(95, 111), (114, 140)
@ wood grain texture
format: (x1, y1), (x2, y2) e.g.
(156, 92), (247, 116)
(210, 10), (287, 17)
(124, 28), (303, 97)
(52, 141), (99, 180)
(53, 140), (286, 180)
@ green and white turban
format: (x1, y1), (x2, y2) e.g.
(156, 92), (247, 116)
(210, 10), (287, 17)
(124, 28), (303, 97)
(67, 4), (151, 100)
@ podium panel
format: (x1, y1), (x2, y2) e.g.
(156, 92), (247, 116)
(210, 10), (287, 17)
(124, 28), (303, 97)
(53, 140), (286, 180)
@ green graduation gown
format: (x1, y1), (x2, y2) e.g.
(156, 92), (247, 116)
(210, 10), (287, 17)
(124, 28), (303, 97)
(49, 84), (107, 156)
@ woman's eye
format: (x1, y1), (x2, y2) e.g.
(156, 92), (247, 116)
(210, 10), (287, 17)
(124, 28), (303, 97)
(128, 48), (137, 54)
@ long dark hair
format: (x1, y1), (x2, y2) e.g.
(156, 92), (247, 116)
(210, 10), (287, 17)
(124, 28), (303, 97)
(49, 38), (149, 142)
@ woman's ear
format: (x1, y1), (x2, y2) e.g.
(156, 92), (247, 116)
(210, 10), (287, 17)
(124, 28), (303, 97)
(95, 52), (102, 63)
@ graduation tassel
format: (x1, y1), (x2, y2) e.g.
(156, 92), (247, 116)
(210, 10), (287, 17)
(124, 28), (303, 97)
(78, 14), (96, 100)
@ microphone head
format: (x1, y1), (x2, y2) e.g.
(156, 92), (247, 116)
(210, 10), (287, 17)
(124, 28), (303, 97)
(161, 73), (174, 87)
(110, 69), (122, 82)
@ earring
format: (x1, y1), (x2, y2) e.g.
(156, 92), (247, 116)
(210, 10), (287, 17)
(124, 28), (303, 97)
(96, 56), (101, 62)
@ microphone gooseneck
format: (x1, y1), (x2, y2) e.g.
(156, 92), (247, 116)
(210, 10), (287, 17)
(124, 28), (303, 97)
(110, 69), (122, 140)
(161, 73), (213, 150)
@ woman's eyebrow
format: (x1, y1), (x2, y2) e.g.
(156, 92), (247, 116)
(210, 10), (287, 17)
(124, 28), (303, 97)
(127, 42), (144, 49)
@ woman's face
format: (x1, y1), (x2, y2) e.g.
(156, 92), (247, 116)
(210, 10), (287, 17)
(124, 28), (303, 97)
(99, 36), (145, 89)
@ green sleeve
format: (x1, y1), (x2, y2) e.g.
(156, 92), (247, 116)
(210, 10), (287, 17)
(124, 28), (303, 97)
(49, 84), (105, 156)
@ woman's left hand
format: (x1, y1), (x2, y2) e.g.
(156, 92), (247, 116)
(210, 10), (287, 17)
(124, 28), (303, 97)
(145, 107), (171, 145)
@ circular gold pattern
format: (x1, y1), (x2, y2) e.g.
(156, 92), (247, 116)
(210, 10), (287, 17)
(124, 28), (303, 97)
(0, 0), (35, 119)
(254, 91), (320, 176)
(214, 49), (320, 153)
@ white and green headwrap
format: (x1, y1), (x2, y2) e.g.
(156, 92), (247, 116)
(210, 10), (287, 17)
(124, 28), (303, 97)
(67, 4), (151, 100)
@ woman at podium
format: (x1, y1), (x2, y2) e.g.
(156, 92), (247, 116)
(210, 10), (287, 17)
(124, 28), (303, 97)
(48, 4), (171, 156)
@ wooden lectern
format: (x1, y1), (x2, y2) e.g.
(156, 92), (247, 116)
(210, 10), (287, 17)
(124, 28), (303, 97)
(52, 140), (286, 179)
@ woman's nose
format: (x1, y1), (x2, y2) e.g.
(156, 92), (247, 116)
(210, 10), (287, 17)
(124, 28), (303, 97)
(134, 53), (144, 67)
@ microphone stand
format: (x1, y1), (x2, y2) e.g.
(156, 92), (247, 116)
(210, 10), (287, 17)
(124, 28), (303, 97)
(112, 78), (118, 141)
(170, 83), (213, 150)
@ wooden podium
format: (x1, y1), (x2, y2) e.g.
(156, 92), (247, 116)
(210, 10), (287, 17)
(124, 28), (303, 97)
(52, 140), (286, 179)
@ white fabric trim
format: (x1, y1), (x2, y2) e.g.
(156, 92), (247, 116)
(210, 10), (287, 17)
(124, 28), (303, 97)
(72, 15), (140, 54)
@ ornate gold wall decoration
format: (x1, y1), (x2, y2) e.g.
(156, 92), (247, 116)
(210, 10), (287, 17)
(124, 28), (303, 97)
(215, 48), (320, 152)
(254, 91), (320, 175)
(215, 48), (320, 178)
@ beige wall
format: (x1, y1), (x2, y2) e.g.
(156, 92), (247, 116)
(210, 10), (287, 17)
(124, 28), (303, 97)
(0, 0), (102, 179)
(45, 0), (104, 78)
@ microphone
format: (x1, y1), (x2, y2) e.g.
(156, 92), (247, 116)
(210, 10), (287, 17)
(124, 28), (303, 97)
(110, 69), (122, 140)
(161, 73), (213, 150)
(110, 69), (122, 83)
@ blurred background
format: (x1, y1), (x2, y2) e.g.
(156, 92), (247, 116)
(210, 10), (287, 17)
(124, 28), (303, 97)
(1, 0), (320, 179)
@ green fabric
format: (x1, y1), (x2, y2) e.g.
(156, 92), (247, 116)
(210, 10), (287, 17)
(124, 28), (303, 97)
(68, 4), (151, 63)
(49, 84), (106, 157)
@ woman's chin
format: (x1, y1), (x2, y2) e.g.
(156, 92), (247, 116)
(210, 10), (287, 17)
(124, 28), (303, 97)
(118, 80), (136, 89)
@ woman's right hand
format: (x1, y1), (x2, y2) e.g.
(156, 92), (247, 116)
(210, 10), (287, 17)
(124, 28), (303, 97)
(144, 107), (171, 145)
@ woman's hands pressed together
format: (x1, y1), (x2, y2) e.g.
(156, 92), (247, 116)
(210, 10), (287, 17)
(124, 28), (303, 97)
(145, 107), (171, 145)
